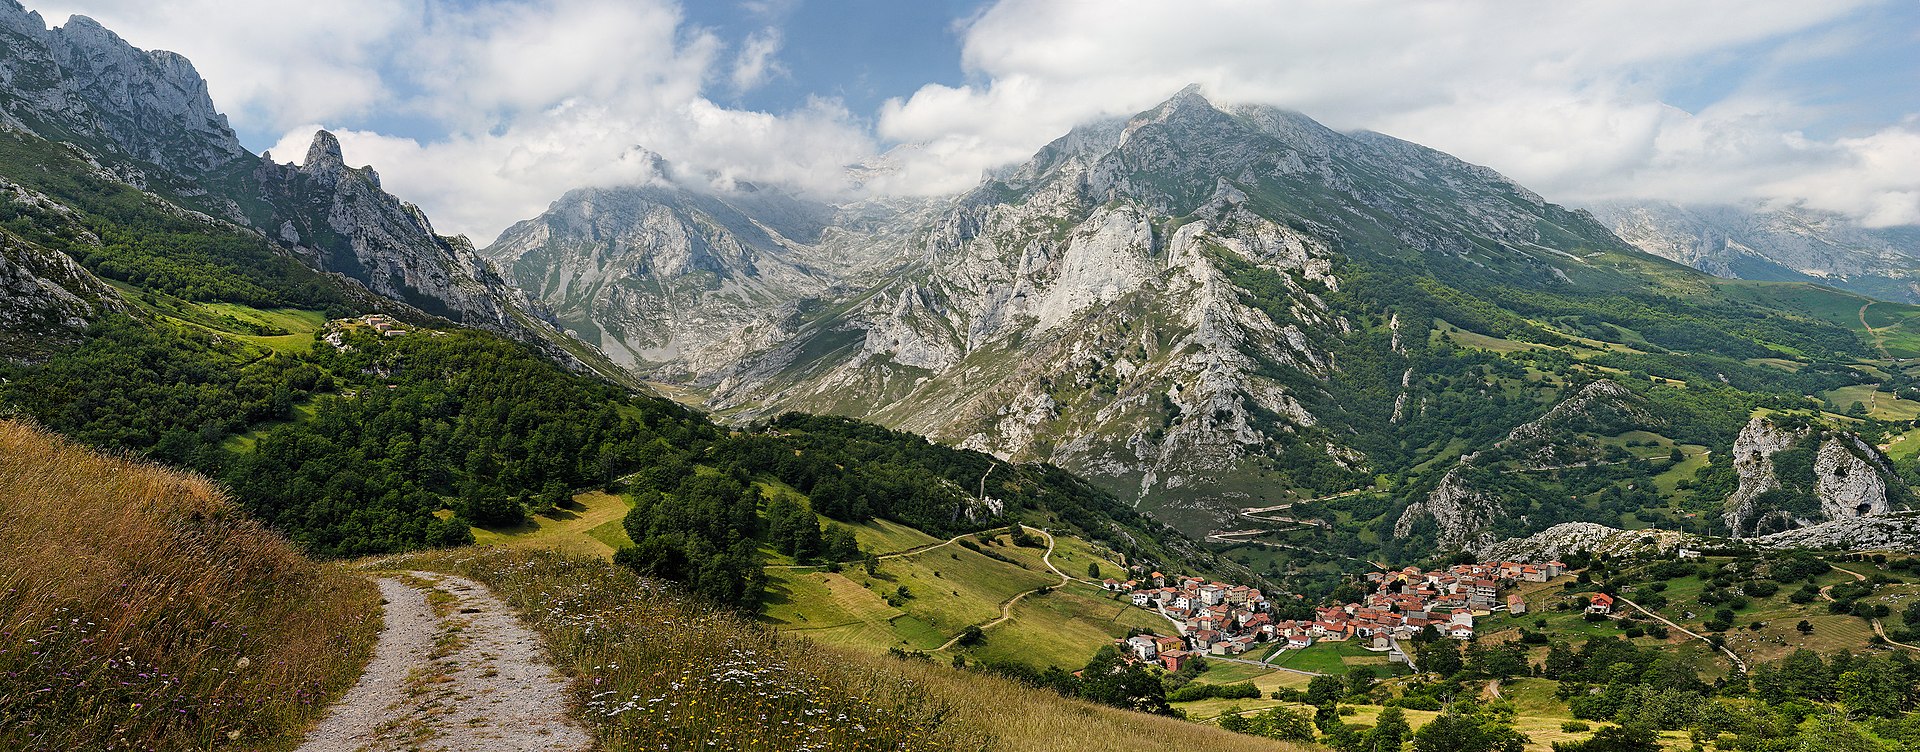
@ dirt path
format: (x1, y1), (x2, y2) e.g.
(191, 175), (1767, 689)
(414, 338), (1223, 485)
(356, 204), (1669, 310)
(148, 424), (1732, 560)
(1861, 303), (1894, 360)
(1823, 564), (1919, 652)
(1615, 594), (1749, 673)
(766, 532), (975, 570)
(295, 572), (590, 752)
(936, 527), (1070, 651)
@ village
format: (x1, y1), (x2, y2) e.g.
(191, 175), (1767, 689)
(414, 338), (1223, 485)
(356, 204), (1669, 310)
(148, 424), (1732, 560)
(1109, 559), (1574, 673)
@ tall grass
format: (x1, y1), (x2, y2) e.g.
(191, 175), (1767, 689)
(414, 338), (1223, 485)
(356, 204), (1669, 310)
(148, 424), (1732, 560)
(395, 548), (1308, 752)
(0, 420), (379, 751)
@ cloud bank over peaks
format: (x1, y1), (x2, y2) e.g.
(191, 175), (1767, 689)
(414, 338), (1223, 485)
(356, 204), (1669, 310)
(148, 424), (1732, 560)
(35, 0), (876, 242)
(877, 0), (1920, 226)
(26, 0), (1920, 240)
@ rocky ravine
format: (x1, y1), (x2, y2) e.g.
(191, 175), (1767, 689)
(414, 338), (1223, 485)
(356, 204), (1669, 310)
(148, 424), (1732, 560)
(0, 179), (121, 360)
(1395, 380), (1644, 552)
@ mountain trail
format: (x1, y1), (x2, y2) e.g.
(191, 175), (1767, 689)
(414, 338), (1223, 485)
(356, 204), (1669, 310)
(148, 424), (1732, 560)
(1823, 564), (1918, 652)
(294, 572), (590, 752)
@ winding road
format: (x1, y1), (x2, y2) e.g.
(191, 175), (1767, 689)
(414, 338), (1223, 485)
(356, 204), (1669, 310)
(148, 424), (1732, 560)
(936, 525), (1070, 650)
(1822, 564), (1919, 652)
(1860, 302), (1894, 361)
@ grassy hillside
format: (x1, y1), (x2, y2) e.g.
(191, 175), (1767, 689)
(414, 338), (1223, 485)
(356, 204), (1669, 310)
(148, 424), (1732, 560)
(464, 483), (1186, 671)
(392, 547), (1308, 752)
(0, 420), (379, 751)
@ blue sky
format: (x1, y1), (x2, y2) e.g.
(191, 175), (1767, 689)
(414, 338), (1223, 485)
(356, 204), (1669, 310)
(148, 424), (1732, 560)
(679, 0), (983, 122)
(27, 0), (1920, 241)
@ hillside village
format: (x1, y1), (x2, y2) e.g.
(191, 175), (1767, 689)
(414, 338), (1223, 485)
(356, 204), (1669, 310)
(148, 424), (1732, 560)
(1114, 560), (1569, 672)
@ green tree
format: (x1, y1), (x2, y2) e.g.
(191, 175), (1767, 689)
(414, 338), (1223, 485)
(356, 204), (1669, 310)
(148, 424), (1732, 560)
(1836, 659), (1906, 718)
(1346, 665), (1378, 697)
(1414, 710), (1527, 752)
(1087, 562), (1101, 579)
(1549, 724), (1660, 752)
(1421, 638), (1465, 676)
(1370, 705), (1412, 752)
(1250, 706), (1316, 742)
(1307, 674), (1345, 708)
(1545, 642), (1579, 676)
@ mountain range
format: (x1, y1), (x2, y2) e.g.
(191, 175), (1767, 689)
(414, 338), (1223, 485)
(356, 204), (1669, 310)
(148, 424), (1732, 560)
(1, 4), (1916, 565)
(1592, 200), (1920, 304)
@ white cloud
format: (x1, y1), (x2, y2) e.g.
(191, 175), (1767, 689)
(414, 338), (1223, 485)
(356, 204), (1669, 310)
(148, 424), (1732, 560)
(33, 0), (873, 242)
(24, 0), (1920, 240)
(878, 0), (1919, 227)
(730, 28), (785, 93)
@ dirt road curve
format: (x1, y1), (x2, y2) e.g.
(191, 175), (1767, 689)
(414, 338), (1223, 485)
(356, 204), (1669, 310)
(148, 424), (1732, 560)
(295, 572), (590, 752)
(1824, 564), (1919, 652)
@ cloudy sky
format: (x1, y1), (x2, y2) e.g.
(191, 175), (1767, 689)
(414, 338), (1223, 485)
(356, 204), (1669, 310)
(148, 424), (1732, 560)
(27, 0), (1920, 243)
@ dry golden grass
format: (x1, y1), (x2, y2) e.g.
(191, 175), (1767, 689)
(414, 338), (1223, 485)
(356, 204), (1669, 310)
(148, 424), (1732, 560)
(0, 420), (379, 751)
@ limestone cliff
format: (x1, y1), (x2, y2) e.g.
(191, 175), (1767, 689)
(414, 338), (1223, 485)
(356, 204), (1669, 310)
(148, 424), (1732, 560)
(1723, 416), (1908, 538)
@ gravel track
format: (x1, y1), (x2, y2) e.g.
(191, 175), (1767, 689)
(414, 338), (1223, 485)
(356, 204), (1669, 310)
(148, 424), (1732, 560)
(295, 572), (591, 752)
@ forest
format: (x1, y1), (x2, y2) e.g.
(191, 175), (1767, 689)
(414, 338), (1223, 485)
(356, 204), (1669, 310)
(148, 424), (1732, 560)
(0, 312), (1177, 611)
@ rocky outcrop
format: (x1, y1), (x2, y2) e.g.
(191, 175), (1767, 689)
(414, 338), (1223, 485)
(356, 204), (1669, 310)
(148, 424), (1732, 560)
(1480, 522), (1696, 563)
(1722, 416), (1806, 537)
(1724, 416), (1908, 538)
(0, 178), (121, 360)
(250, 131), (527, 332)
(1814, 436), (1890, 520)
(1750, 512), (1920, 551)
(0, 231), (118, 360)
(1395, 468), (1504, 553)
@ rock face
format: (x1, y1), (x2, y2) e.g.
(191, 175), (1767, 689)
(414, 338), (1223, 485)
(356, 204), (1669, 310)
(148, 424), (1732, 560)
(1722, 416), (1806, 537)
(1723, 416), (1907, 538)
(0, 3), (244, 178)
(484, 180), (841, 374)
(493, 86), (1705, 535)
(1592, 200), (1920, 303)
(1814, 436), (1890, 521)
(248, 131), (527, 331)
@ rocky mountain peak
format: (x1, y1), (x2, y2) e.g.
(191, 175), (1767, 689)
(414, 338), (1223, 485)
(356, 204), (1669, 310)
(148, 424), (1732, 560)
(303, 129), (348, 176)
(0, 0), (46, 38)
(0, 3), (245, 177)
